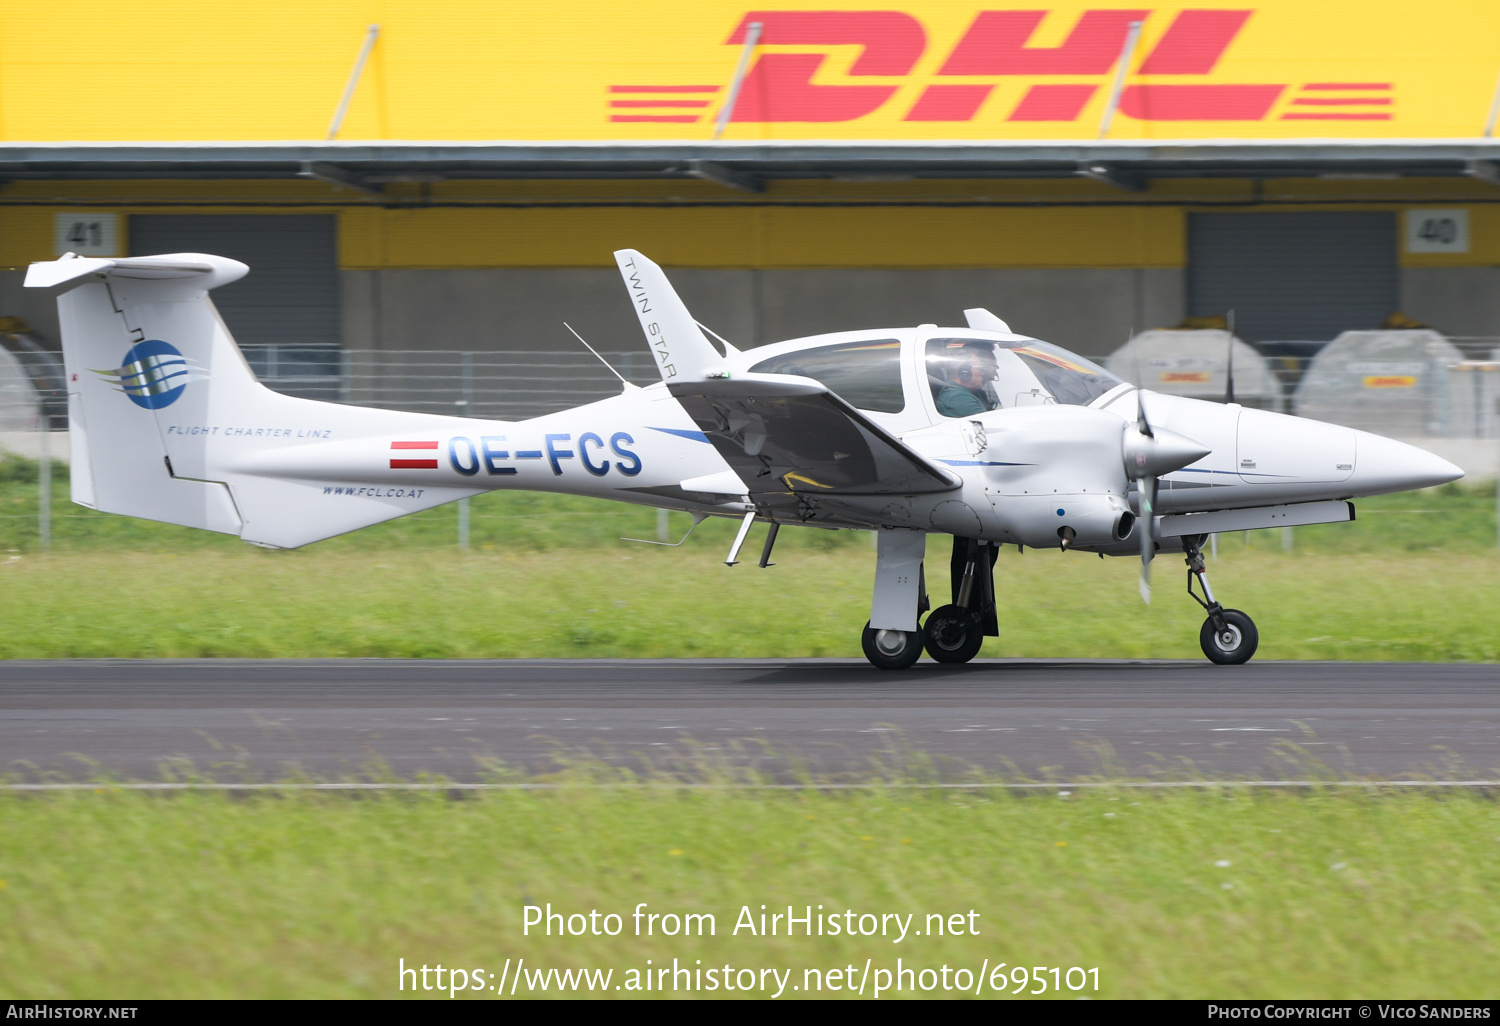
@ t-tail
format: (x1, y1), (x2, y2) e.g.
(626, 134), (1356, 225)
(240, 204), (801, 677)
(26, 253), (488, 548)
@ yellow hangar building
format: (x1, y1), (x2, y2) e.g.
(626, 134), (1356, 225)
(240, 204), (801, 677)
(1, 0), (1498, 367)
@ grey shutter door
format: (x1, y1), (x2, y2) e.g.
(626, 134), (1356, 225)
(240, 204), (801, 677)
(1188, 212), (1396, 342)
(129, 215), (339, 347)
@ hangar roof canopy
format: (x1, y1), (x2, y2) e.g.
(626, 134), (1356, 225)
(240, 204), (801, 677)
(2, 142), (1498, 194)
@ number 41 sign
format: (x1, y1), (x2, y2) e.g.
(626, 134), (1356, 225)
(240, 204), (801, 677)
(53, 212), (120, 257)
(1405, 209), (1469, 254)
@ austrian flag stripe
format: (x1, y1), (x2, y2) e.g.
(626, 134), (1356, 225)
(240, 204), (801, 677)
(390, 440), (439, 469)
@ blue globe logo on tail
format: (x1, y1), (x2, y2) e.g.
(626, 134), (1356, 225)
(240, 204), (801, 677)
(96, 340), (208, 409)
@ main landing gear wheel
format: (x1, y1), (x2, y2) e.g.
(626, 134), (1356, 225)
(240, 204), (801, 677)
(1199, 609), (1258, 665)
(922, 604), (985, 664)
(861, 621), (923, 670)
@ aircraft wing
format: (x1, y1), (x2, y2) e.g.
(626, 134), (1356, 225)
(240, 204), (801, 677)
(668, 374), (960, 502)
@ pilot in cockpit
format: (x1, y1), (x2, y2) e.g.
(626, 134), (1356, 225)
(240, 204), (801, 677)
(932, 341), (1000, 417)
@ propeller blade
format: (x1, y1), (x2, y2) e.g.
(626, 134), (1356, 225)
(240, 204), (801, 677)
(1225, 311), (1236, 406)
(1138, 474), (1155, 604)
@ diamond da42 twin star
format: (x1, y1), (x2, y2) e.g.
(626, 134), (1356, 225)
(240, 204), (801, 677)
(26, 248), (1462, 668)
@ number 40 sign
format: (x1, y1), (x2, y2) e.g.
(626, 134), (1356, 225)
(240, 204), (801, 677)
(53, 212), (120, 257)
(1405, 209), (1469, 254)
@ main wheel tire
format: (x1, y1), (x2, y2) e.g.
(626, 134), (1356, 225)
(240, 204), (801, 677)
(861, 621), (924, 670)
(1200, 609), (1259, 665)
(922, 603), (986, 664)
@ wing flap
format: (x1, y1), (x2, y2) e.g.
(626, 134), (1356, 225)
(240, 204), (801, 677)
(668, 374), (959, 500)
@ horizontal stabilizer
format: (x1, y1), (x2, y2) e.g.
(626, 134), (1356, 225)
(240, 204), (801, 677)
(26, 252), (249, 291)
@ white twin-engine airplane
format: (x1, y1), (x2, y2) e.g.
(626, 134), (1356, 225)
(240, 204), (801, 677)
(27, 248), (1462, 669)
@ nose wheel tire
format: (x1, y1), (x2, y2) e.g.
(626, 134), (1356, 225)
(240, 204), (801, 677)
(1199, 609), (1258, 665)
(861, 621), (924, 670)
(922, 604), (986, 664)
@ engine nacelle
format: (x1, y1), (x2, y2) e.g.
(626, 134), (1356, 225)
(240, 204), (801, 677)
(989, 492), (1135, 549)
(972, 405), (1135, 547)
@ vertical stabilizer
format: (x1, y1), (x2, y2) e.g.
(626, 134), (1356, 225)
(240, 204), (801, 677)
(28, 252), (487, 547)
(46, 258), (249, 534)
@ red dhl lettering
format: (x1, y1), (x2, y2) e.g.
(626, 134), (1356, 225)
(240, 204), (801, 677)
(725, 11), (926, 123)
(610, 8), (1327, 125)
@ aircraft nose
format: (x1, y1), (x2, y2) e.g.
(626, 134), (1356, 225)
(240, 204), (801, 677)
(1351, 433), (1464, 494)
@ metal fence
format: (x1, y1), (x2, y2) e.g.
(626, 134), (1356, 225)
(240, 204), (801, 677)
(2, 339), (1499, 439)
(240, 345), (663, 421)
(241, 342), (1500, 440)
(0, 337), (67, 431)
(4, 340), (1498, 553)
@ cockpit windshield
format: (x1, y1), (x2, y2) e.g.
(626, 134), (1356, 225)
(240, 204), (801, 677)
(926, 337), (1122, 416)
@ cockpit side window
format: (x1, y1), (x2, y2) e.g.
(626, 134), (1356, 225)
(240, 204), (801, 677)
(926, 337), (1122, 416)
(927, 338), (1044, 416)
(750, 339), (905, 413)
(927, 339), (1004, 417)
(1008, 342), (1122, 406)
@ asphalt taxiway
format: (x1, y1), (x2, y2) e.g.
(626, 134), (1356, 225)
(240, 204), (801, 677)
(1, 659), (1495, 783)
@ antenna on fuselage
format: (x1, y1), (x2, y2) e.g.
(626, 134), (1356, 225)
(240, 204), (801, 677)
(564, 322), (638, 390)
(1224, 309), (1237, 405)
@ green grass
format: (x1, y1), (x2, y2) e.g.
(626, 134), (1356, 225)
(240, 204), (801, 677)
(0, 452), (872, 556)
(1, 454), (1497, 660)
(2, 453), (1500, 660)
(2, 452), (1497, 557)
(3, 456), (1496, 1000)
(1, 786), (1497, 999)
(0, 540), (1497, 662)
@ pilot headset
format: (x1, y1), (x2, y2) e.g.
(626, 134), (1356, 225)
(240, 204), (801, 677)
(953, 343), (991, 383)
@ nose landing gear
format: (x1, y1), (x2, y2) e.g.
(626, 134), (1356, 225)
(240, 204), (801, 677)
(1184, 535), (1258, 665)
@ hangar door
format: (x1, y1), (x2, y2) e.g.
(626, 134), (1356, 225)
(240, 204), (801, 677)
(1188, 212), (1396, 342)
(129, 215), (339, 348)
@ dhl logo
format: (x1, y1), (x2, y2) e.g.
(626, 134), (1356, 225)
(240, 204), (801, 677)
(1363, 375), (1418, 389)
(609, 9), (1393, 125)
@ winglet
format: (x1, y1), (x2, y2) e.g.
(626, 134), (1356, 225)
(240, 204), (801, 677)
(964, 308), (1012, 333)
(614, 249), (723, 382)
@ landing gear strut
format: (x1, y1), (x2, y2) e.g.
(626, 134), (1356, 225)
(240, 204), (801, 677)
(1184, 535), (1258, 665)
(922, 538), (997, 664)
(863, 530), (928, 670)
